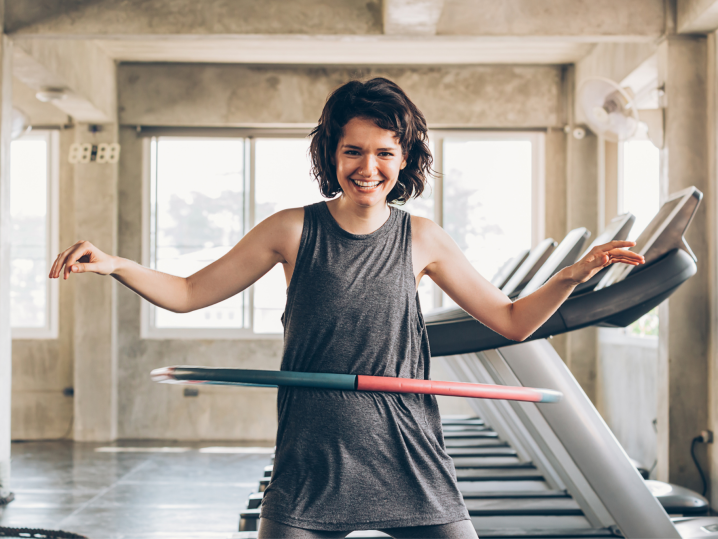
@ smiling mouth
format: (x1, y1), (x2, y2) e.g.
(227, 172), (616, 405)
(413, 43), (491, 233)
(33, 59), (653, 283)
(351, 179), (383, 190)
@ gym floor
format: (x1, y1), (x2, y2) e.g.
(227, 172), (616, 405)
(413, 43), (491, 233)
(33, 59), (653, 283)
(0, 440), (273, 538)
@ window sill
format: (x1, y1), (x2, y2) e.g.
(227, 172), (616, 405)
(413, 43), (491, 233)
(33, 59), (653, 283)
(598, 328), (658, 349)
(140, 327), (283, 340)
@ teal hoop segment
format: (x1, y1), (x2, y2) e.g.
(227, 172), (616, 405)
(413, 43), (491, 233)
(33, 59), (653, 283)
(170, 367), (357, 391)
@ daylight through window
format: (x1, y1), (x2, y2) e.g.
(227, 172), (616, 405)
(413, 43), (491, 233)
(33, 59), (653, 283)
(145, 132), (542, 337)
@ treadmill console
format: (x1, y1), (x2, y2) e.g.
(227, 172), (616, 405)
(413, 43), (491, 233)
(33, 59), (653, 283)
(502, 238), (557, 297)
(518, 227), (589, 298)
(491, 249), (530, 289)
(596, 187), (701, 290)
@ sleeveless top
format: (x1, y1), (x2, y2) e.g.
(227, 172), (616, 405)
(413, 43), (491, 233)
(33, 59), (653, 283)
(260, 201), (470, 531)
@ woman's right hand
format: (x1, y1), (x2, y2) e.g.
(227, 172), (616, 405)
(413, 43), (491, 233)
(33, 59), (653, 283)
(49, 240), (117, 280)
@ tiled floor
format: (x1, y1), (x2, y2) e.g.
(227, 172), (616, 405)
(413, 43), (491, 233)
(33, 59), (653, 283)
(0, 440), (273, 539)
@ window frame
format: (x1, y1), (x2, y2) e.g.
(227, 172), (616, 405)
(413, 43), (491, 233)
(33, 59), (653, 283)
(140, 131), (311, 340)
(140, 129), (545, 338)
(11, 129), (60, 340)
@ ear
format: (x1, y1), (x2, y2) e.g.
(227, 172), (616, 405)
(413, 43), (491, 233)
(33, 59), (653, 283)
(400, 158), (407, 170)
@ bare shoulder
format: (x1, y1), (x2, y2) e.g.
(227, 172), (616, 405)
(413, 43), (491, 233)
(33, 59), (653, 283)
(410, 214), (449, 245)
(252, 207), (305, 263)
(262, 206), (304, 231)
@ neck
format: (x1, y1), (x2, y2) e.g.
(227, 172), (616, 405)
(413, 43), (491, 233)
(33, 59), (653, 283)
(326, 195), (391, 235)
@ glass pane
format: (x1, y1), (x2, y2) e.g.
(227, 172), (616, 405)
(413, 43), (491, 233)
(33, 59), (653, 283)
(11, 137), (48, 328)
(152, 138), (246, 329)
(622, 140), (660, 337)
(253, 138), (324, 333)
(623, 140), (660, 241)
(443, 139), (533, 307)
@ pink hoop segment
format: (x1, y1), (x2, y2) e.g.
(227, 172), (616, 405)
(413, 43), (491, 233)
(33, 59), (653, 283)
(356, 375), (561, 403)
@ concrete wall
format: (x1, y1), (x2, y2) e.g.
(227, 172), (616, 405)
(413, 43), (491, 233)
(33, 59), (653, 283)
(6, 0), (383, 36)
(117, 64), (564, 129)
(597, 330), (658, 472)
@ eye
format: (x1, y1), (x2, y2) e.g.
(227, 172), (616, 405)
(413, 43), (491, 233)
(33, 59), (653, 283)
(379, 152), (394, 157)
(344, 150), (360, 156)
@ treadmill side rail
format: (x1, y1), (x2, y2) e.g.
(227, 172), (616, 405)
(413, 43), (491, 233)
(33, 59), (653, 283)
(499, 340), (680, 539)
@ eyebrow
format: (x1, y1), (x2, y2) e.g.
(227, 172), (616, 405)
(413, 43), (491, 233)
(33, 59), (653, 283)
(342, 144), (398, 151)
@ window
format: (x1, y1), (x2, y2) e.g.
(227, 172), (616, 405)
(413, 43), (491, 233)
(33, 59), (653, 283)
(142, 131), (543, 337)
(425, 132), (543, 309)
(10, 130), (59, 339)
(619, 139), (661, 338)
(142, 134), (322, 339)
(253, 138), (325, 333)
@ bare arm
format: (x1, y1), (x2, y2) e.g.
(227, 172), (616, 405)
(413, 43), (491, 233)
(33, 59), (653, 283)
(412, 216), (644, 342)
(49, 208), (304, 314)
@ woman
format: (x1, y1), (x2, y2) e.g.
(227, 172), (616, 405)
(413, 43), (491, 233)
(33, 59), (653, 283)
(50, 78), (643, 539)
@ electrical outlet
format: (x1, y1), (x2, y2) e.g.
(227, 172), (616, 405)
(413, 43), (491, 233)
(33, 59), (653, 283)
(68, 142), (121, 164)
(700, 430), (714, 444)
(183, 387), (199, 397)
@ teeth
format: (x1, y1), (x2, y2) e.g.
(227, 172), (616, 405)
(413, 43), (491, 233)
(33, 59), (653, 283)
(353, 180), (380, 188)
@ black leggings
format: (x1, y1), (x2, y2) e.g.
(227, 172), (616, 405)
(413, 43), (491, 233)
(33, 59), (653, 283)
(258, 518), (479, 538)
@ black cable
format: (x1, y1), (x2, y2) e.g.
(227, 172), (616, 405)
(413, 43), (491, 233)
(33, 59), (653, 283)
(0, 527), (87, 539)
(691, 435), (708, 497)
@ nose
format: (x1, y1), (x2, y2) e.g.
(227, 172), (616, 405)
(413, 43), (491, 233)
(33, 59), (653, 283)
(358, 154), (378, 177)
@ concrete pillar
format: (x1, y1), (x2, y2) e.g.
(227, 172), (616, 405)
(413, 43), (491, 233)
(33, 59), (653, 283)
(566, 129), (600, 404)
(0, 32), (13, 503)
(708, 30), (718, 508)
(545, 126), (568, 360)
(72, 124), (118, 441)
(656, 36), (711, 493)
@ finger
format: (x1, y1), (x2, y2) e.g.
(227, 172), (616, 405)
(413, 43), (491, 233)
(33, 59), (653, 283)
(596, 241), (637, 254)
(63, 249), (84, 280)
(607, 248), (644, 259)
(51, 252), (68, 278)
(49, 255), (60, 278)
(71, 262), (101, 274)
(56, 246), (78, 279)
(65, 251), (86, 280)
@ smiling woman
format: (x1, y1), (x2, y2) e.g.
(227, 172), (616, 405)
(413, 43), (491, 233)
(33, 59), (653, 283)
(49, 77), (642, 539)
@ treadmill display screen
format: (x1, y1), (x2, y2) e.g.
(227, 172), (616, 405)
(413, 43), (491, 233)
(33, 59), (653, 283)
(595, 196), (685, 290)
(630, 197), (682, 255)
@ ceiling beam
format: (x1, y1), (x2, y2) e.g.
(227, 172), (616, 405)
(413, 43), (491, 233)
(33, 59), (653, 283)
(677, 0), (718, 33)
(6, 0), (665, 39)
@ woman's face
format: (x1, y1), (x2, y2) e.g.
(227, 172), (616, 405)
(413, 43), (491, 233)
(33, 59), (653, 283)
(334, 116), (406, 209)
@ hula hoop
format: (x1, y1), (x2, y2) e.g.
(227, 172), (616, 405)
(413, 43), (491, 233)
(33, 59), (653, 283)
(151, 367), (562, 403)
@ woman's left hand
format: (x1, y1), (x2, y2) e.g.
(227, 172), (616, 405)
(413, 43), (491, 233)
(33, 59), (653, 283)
(565, 241), (645, 285)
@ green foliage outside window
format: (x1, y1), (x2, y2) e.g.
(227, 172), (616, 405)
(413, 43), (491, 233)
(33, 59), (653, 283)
(627, 307), (658, 338)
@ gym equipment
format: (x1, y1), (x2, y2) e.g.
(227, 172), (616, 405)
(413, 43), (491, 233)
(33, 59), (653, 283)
(151, 366), (563, 403)
(427, 187), (716, 538)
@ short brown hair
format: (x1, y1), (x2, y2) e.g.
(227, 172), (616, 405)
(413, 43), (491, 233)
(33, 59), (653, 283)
(309, 78), (434, 205)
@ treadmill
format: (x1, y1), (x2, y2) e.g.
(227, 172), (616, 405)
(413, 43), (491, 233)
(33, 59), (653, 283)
(425, 186), (718, 538)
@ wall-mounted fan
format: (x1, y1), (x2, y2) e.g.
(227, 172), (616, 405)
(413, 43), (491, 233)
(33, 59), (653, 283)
(578, 77), (663, 148)
(11, 107), (31, 140)
(578, 77), (639, 142)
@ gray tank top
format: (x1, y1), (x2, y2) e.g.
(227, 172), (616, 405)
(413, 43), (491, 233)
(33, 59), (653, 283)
(260, 201), (469, 531)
